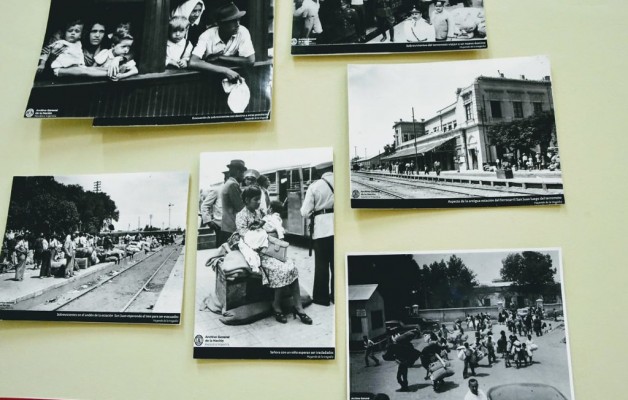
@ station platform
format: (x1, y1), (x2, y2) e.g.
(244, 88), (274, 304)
(153, 246), (186, 313)
(0, 260), (115, 306)
(355, 169), (563, 190)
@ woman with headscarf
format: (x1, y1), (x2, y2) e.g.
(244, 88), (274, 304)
(172, 0), (206, 46)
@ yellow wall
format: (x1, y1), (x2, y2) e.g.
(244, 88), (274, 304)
(1, 0), (627, 399)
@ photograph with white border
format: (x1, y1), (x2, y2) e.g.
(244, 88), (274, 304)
(348, 56), (565, 209)
(347, 248), (574, 400)
(292, 0), (487, 55)
(194, 147), (335, 359)
(24, 0), (274, 126)
(0, 172), (189, 324)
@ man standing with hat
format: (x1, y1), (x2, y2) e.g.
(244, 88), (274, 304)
(220, 159), (247, 245)
(189, 2), (255, 81)
(300, 160), (334, 306)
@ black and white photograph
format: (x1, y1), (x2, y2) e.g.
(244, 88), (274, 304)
(194, 148), (335, 359)
(24, 0), (274, 126)
(348, 56), (565, 209)
(347, 249), (574, 400)
(291, 0), (487, 55)
(0, 172), (189, 324)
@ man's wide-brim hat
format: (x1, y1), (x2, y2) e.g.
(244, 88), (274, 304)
(215, 2), (246, 22)
(226, 159), (246, 170)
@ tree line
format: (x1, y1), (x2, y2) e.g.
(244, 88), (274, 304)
(5, 177), (119, 236)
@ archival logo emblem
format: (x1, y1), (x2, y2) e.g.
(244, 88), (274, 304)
(352, 190), (361, 199)
(194, 335), (204, 346)
(24, 109), (35, 118)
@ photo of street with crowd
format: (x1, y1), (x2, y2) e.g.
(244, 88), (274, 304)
(0, 172), (189, 324)
(292, 0), (487, 55)
(194, 148), (335, 359)
(349, 56), (565, 209)
(25, 0), (274, 125)
(347, 249), (574, 400)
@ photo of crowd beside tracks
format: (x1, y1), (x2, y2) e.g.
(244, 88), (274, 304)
(0, 173), (189, 323)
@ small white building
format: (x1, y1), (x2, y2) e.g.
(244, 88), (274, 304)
(348, 284), (386, 343)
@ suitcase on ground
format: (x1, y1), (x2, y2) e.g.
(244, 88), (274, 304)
(75, 257), (89, 269)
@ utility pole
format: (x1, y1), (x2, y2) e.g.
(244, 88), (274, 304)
(93, 181), (101, 193)
(149, 214), (153, 229)
(413, 107), (419, 175)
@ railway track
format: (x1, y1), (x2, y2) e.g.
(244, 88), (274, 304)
(352, 172), (553, 199)
(52, 245), (180, 313)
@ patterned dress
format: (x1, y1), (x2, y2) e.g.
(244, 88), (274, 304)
(235, 208), (298, 289)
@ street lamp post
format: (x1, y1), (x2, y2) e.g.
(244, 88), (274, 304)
(168, 203), (174, 231)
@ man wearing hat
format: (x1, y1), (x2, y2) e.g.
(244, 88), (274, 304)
(300, 160), (334, 306)
(220, 159), (247, 245)
(189, 2), (255, 81)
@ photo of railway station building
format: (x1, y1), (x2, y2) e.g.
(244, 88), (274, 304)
(362, 75), (556, 173)
(348, 56), (565, 208)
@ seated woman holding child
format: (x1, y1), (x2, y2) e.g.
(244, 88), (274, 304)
(234, 186), (312, 325)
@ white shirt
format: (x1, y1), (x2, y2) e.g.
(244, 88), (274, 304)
(351, 0), (364, 5)
(300, 172), (334, 239)
(192, 26), (255, 59)
(464, 389), (487, 400)
(166, 39), (193, 64)
(50, 40), (85, 69)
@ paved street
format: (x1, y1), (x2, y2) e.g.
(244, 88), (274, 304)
(194, 241), (335, 349)
(350, 323), (572, 400)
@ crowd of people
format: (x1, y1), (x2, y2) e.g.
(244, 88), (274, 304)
(1, 230), (172, 281)
(361, 308), (555, 394)
(199, 158), (335, 325)
(293, 0), (486, 45)
(36, 1), (255, 83)
(495, 151), (562, 172)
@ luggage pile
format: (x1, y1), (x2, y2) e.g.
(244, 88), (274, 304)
(429, 359), (454, 391)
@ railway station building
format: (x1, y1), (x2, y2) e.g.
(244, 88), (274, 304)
(381, 75), (555, 172)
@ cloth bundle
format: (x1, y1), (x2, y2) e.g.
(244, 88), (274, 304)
(222, 78), (251, 113)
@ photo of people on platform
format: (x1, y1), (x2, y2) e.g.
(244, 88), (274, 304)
(24, 0), (274, 126)
(194, 148), (335, 360)
(0, 172), (189, 324)
(347, 249), (574, 400)
(348, 56), (565, 209)
(292, 0), (487, 55)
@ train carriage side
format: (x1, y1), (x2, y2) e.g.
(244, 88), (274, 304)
(262, 164), (314, 238)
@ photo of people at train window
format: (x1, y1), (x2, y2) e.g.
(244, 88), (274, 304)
(194, 148), (335, 360)
(25, 0), (274, 124)
(292, 0), (487, 54)
(0, 172), (189, 324)
(348, 56), (565, 209)
(347, 249), (574, 400)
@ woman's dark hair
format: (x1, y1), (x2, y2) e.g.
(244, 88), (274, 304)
(241, 185), (261, 203)
(269, 200), (284, 214)
(257, 175), (269, 186)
